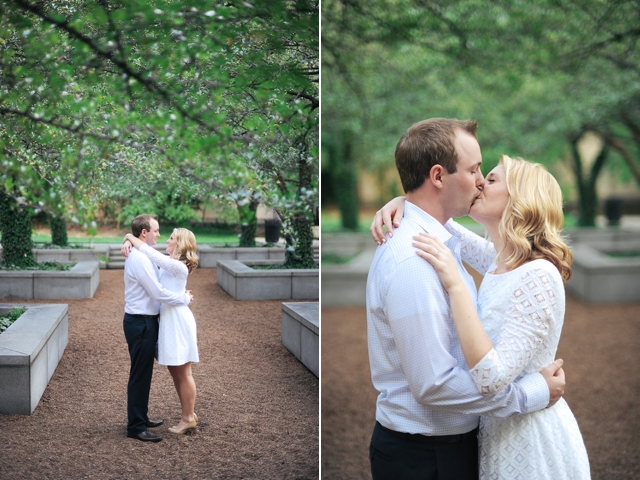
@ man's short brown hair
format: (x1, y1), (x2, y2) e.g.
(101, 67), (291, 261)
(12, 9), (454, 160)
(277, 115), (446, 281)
(131, 215), (158, 238)
(395, 118), (478, 193)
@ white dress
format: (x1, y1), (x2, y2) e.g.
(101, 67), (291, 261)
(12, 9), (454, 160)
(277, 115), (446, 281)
(453, 222), (591, 480)
(139, 244), (199, 366)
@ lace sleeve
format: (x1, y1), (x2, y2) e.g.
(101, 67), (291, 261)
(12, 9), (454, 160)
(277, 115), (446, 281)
(449, 221), (496, 275)
(470, 267), (558, 395)
(139, 244), (187, 277)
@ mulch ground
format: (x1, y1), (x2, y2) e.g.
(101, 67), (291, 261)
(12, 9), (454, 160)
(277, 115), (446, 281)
(321, 294), (640, 479)
(0, 269), (318, 479)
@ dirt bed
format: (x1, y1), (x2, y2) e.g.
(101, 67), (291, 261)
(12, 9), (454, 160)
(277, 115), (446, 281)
(321, 294), (640, 479)
(0, 269), (318, 479)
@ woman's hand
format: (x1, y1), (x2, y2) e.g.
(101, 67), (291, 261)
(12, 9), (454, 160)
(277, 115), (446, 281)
(414, 233), (494, 371)
(412, 233), (464, 293)
(370, 196), (406, 245)
(121, 235), (134, 258)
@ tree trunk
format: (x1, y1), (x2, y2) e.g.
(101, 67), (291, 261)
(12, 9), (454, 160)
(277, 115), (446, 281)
(327, 130), (359, 230)
(283, 214), (316, 269)
(570, 132), (609, 227)
(237, 198), (259, 247)
(50, 214), (68, 247)
(0, 192), (36, 268)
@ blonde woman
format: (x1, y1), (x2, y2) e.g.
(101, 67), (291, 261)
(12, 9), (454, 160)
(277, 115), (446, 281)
(124, 228), (200, 435)
(372, 156), (590, 479)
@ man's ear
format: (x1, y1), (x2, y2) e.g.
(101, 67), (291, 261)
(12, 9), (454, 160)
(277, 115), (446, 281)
(429, 165), (445, 189)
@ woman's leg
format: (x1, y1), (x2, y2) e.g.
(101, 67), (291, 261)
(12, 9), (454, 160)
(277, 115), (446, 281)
(167, 363), (197, 427)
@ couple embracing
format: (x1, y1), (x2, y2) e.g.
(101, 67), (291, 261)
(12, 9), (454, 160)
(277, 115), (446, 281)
(367, 118), (590, 479)
(121, 215), (200, 442)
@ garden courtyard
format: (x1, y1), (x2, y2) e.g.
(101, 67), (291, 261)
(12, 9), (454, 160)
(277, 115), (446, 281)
(0, 268), (318, 479)
(321, 295), (640, 480)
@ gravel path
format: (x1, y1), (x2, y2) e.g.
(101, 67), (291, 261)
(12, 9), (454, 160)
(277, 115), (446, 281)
(0, 269), (319, 479)
(321, 294), (640, 479)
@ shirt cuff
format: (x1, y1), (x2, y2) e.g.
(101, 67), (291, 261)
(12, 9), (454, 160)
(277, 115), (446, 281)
(517, 372), (549, 413)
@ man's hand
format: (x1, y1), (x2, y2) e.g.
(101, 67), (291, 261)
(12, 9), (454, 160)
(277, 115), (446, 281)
(540, 359), (565, 408)
(121, 240), (133, 258)
(186, 290), (194, 305)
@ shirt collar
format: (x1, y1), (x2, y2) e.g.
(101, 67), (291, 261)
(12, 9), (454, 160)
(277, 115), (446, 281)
(404, 201), (453, 244)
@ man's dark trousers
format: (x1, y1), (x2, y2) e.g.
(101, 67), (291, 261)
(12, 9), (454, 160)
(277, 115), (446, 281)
(123, 313), (159, 435)
(369, 421), (479, 480)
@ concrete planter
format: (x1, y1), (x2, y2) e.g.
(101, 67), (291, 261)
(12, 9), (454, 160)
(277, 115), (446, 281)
(567, 243), (640, 303)
(33, 245), (109, 269)
(564, 227), (640, 303)
(217, 260), (318, 300)
(89, 242), (318, 269)
(322, 237), (377, 307)
(198, 245), (286, 268)
(0, 304), (69, 415)
(0, 261), (100, 300)
(281, 302), (318, 377)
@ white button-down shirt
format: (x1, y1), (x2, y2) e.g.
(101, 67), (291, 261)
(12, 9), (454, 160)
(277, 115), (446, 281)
(367, 201), (549, 435)
(124, 247), (189, 315)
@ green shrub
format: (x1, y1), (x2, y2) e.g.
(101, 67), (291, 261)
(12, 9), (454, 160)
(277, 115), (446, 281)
(0, 307), (27, 334)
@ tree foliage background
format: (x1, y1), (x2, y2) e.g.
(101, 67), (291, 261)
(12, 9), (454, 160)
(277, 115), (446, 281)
(322, 0), (640, 228)
(0, 0), (318, 266)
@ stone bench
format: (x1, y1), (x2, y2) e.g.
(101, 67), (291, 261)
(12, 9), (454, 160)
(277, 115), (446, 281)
(0, 261), (100, 300)
(281, 302), (318, 377)
(0, 304), (69, 415)
(216, 260), (318, 300)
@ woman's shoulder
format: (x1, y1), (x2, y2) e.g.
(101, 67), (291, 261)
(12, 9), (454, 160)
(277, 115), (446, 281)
(513, 258), (563, 286)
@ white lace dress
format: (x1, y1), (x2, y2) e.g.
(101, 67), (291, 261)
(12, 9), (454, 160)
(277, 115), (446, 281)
(139, 244), (199, 366)
(452, 221), (590, 480)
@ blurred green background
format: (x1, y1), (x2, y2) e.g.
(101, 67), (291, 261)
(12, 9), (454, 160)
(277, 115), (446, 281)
(321, 0), (640, 232)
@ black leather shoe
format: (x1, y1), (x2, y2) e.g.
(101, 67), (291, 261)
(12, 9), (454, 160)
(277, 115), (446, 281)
(127, 430), (163, 442)
(146, 419), (164, 428)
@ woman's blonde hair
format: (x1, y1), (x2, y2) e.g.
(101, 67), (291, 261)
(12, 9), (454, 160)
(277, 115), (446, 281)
(497, 155), (573, 282)
(172, 228), (199, 273)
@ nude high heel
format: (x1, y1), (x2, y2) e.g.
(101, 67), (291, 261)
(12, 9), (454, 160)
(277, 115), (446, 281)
(168, 418), (197, 435)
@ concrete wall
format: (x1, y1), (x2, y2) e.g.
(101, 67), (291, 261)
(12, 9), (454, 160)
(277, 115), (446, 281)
(198, 245), (286, 268)
(216, 260), (318, 301)
(0, 304), (69, 415)
(0, 261), (100, 300)
(281, 302), (318, 377)
(567, 243), (640, 303)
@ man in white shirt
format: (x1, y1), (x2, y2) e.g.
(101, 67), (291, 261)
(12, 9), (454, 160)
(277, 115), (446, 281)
(367, 119), (566, 478)
(122, 214), (193, 442)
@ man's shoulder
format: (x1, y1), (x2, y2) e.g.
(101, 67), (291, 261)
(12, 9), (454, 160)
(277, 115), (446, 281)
(370, 218), (429, 274)
(384, 217), (424, 254)
(126, 248), (153, 268)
